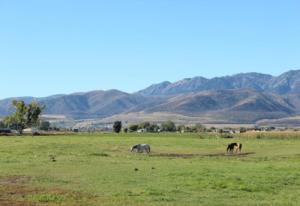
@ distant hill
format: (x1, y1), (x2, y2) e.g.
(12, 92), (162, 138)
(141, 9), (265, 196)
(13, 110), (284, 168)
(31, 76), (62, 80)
(40, 90), (152, 119)
(0, 90), (151, 119)
(256, 116), (300, 127)
(1, 70), (300, 124)
(127, 89), (296, 123)
(141, 89), (293, 114)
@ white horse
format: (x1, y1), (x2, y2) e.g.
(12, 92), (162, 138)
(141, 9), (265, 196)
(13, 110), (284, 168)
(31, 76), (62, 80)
(131, 144), (151, 153)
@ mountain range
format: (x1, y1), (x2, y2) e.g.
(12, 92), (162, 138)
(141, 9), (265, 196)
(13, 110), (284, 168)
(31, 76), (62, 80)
(1, 70), (300, 124)
(138, 70), (300, 96)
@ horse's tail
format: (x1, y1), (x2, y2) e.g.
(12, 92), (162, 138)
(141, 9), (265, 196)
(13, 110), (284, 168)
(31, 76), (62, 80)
(239, 143), (242, 151)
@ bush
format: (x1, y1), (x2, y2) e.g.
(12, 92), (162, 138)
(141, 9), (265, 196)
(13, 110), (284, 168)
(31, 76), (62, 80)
(0, 121), (6, 128)
(221, 134), (234, 139)
(39, 121), (50, 131)
(161, 121), (176, 132)
(240, 127), (247, 133)
(148, 124), (160, 132)
(113, 121), (122, 133)
(139, 122), (151, 131)
(129, 124), (139, 132)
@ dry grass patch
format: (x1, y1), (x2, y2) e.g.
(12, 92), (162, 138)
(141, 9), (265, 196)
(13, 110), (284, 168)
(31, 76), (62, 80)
(0, 176), (97, 206)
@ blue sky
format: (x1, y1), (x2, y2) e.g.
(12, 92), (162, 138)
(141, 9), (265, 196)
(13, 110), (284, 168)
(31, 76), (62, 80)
(0, 0), (299, 98)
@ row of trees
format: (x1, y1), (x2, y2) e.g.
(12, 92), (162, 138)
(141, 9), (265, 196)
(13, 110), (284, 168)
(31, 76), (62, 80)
(113, 121), (176, 133)
(126, 121), (166, 132)
(113, 121), (209, 133)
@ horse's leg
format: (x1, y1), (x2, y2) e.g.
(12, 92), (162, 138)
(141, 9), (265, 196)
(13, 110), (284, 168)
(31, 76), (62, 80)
(236, 144), (240, 153)
(138, 145), (142, 153)
(232, 147), (235, 154)
(227, 145), (231, 153)
(229, 146), (233, 153)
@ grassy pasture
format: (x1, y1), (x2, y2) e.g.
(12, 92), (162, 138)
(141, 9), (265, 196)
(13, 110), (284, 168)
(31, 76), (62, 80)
(1, 132), (300, 205)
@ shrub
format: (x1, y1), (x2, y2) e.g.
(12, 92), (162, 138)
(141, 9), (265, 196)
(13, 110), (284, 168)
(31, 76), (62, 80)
(113, 121), (122, 133)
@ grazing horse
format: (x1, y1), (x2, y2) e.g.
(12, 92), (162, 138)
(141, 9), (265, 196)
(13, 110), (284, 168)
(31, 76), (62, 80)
(227, 143), (242, 153)
(131, 144), (151, 153)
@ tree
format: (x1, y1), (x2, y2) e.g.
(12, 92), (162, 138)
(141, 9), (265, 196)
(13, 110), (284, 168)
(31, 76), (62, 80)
(194, 123), (206, 133)
(177, 125), (185, 133)
(210, 126), (216, 132)
(161, 121), (176, 132)
(240, 127), (247, 133)
(4, 100), (44, 134)
(0, 121), (5, 128)
(148, 124), (160, 133)
(4, 100), (27, 134)
(113, 121), (122, 133)
(129, 124), (139, 132)
(26, 102), (43, 127)
(138, 122), (151, 131)
(123, 128), (128, 133)
(39, 121), (50, 131)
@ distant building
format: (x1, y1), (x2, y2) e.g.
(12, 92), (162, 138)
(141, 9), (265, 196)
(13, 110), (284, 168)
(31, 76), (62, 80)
(23, 128), (40, 135)
(137, 129), (146, 133)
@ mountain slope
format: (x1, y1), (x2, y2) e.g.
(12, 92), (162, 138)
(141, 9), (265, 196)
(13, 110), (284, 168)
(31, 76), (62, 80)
(1, 70), (300, 123)
(138, 72), (273, 96)
(267, 70), (300, 94)
(0, 90), (153, 119)
(146, 90), (293, 114)
(138, 70), (300, 96)
(102, 90), (296, 124)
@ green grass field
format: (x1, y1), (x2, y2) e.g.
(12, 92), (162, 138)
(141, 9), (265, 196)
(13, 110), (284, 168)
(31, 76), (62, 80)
(1, 132), (300, 206)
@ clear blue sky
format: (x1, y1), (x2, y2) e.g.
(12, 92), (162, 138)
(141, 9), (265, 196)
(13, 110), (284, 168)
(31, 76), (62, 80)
(1, 0), (299, 99)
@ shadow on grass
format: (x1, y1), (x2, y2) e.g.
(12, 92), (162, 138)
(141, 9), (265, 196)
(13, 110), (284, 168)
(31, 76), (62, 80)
(89, 152), (110, 157)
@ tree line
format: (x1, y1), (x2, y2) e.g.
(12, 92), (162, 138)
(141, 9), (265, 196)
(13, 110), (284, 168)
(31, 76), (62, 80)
(113, 121), (209, 133)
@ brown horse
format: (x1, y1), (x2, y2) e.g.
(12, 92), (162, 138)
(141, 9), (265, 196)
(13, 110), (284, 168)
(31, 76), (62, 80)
(227, 143), (242, 153)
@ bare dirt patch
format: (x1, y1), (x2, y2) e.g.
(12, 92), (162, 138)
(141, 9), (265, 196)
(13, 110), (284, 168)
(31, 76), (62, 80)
(0, 176), (39, 206)
(204, 152), (255, 157)
(0, 175), (32, 185)
(150, 152), (255, 158)
(0, 175), (97, 206)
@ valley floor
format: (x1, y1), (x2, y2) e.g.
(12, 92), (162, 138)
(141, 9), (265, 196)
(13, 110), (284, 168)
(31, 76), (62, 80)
(0, 132), (300, 205)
